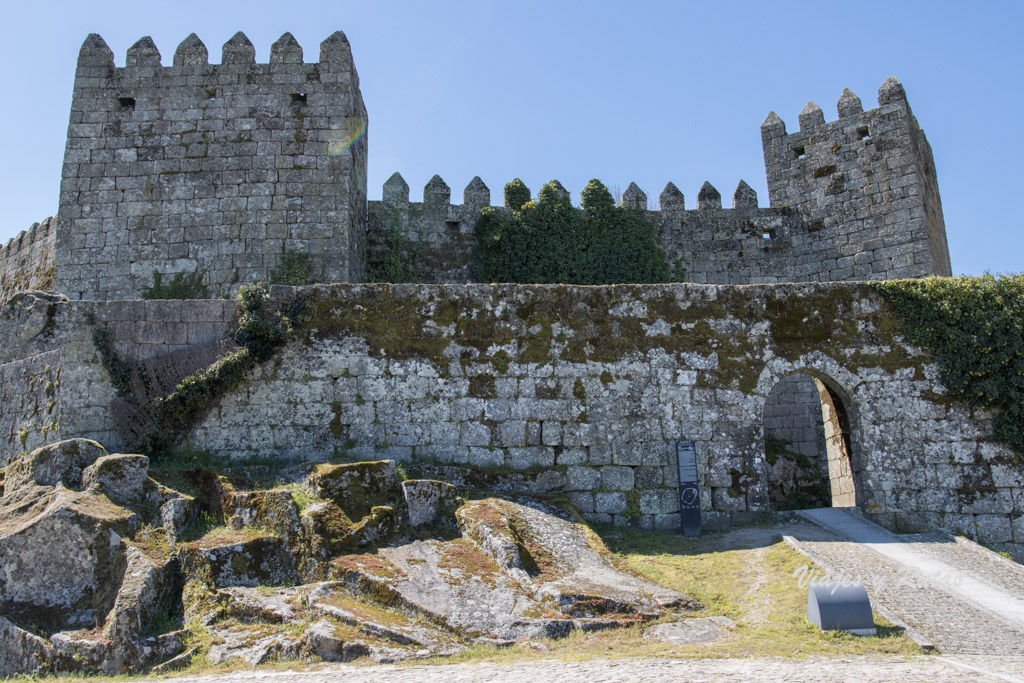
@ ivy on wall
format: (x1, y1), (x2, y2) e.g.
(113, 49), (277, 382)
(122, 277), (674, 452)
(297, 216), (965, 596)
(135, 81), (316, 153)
(473, 179), (670, 285)
(365, 207), (418, 283)
(875, 274), (1024, 459)
(142, 271), (208, 300)
(94, 284), (296, 456)
(270, 251), (314, 286)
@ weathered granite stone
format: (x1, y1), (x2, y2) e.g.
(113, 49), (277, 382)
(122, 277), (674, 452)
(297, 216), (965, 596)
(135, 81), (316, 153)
(182, 532), (296, 588)
(0, 485), (138, 629)
(0, 616), (52, 677)
(4, 439), (107, 494)
(401, 479), (459, 527)
(82, 454), (149, 503)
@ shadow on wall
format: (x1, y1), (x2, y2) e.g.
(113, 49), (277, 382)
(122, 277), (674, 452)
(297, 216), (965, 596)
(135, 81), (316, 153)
(763, 371), (857, 511)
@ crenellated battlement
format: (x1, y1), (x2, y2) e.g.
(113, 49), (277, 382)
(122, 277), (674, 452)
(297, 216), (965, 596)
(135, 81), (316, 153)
(1, 216), (57, 303)
(38, 33), (950, 296)
(761, 77), (951, 278)
(365, 173), (881, 284)
(77, 30), (357, 73)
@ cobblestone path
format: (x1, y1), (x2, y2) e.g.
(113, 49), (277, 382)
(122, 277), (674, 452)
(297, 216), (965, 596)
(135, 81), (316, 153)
(785, 508), (1024, 656)
(131, 655), (1024, 682)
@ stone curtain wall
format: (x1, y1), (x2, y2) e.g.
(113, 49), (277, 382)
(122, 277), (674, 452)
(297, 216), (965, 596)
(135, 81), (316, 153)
(366, 173), (487, 284)
(55, 31), (367, 301)
(0, 349), (62, 466)
(0, 217), (56, 305)
(761, 78), (952, 279)
(364, 170), (941, 286)
(175, 283), (1021, 555)
(3, 283), (1018, 556)
(0, 294), (237, 452)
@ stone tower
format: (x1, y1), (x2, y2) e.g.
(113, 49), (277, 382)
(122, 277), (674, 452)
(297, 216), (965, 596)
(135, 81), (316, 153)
(761, 77), (951, 279)
(55, 31), (368, 300)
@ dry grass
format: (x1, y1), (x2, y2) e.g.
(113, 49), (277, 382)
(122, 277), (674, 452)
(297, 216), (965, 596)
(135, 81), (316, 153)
(408, 524), (923, 666)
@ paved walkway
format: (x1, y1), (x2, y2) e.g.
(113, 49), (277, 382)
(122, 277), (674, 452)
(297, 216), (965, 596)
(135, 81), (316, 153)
(134, 655), (1024, 682)
(784, 508), (1024, 655)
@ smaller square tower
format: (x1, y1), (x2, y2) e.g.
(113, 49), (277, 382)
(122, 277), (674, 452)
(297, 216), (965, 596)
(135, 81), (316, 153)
(761, 77), (951, 279)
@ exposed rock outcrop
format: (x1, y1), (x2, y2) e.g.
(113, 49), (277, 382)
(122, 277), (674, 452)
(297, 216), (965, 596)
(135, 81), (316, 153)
(0, 443), (697, 676)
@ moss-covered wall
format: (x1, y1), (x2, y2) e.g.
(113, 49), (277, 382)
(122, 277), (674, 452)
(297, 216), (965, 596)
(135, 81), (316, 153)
(4, 282), (1019, 557)
(172, 282), (1022, 557)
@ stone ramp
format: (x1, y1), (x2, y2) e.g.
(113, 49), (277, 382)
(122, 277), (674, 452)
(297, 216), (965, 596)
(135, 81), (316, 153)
(786, 507), (1024, 655)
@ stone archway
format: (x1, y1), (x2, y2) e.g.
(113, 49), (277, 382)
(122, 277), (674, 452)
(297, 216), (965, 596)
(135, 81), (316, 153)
(762, 371), (857, 509)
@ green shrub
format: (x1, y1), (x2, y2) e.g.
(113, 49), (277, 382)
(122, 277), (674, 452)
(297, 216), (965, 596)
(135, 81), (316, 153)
(503, 178), (532, 211)
(235, 284), (292, 362)
(142, 271), (208, 300)
(99, 283), (298, 456)
(875, 274), (1024, 459)
(474, 178), (670, 285)
(365, 208), (418, 283)
(270, 250), (313, 286)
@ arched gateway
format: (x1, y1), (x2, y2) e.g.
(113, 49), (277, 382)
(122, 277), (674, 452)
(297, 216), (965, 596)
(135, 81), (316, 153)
(763, 371), (857, 510)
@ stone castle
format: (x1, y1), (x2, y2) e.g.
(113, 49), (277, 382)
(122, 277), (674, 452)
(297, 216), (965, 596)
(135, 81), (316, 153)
(2, 31), (1019, 562)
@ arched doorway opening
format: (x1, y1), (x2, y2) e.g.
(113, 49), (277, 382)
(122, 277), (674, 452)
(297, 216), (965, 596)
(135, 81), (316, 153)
(762, 372), (856, 510)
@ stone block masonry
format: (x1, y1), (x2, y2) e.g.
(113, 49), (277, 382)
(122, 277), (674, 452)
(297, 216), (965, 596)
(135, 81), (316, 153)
(366, 79), (949, 286)
(761, 79), (951, 279)
(148, 280), (1014, 553)
(0, 217), (56, 304)
(55, 31), (367, 301)
(0, 349), (62, 466)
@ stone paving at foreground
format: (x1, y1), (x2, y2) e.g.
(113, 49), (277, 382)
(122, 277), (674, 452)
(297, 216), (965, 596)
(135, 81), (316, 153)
(120, 655), (1024, 683)
(784, 509), (1024, 656)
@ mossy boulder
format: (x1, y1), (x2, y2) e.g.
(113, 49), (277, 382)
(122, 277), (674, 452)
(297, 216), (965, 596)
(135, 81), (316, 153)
(224, 490), (301, 544)
(457, 498), (697, 616)
(401, 479), (460, 527)
(302, 619), (371, 662)
(82, 454), (150, 504)
(0, 485), (138, 633)
(182, 530), (296, 588)
(305, 460), (399, 520)
(300, 500), (355, 566)
(335, 505), (399, 554)
(3, 439), (107, 495)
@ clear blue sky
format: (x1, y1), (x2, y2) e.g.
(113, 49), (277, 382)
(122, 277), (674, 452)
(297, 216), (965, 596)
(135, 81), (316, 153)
(2, 0), (1021, 276)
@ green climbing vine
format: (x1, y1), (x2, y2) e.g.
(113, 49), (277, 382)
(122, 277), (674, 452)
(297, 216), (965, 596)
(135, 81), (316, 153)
(89, 314), (133, 396)
(473, 178), (670, 285)
(93, 284), (298, 457)
(874, 274), (1024, 459)
(270, 250), (313, 286)
(142, 271), (208, 300)
(365, 207), (418, 283)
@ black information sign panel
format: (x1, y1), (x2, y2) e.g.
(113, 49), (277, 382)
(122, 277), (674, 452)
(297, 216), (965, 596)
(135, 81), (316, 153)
(676, 440), (701, 537)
